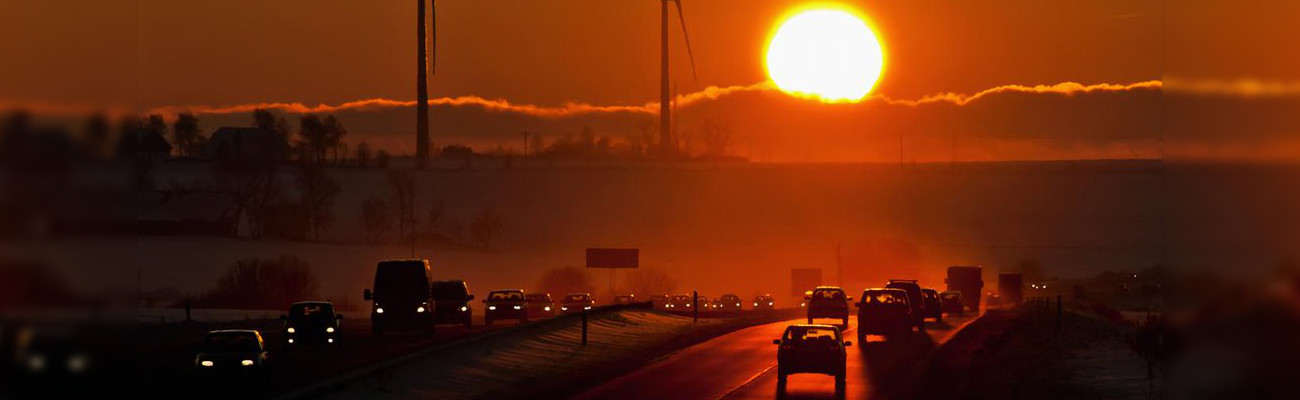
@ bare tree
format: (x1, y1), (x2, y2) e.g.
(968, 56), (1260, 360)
(388, 169), (417, 241)
(701, 118), (731, 158)
(197, 255), (319, 310)
(624, 269), (677, 297)
(172, 113), (202, 157)
(295, 165), (340, 240)
(425, 201), (444, 236)
(470, 207), (505, 250)
(355, 141), (372, 168)
(252, 108), (292, 159)
(214, 157), (282, 239)
(299, 114), (326, 165)
(361, 197), (393, 243)
(323, 115), (348, 164)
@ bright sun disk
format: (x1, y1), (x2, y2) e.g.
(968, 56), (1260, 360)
(766, 8), (884, 102)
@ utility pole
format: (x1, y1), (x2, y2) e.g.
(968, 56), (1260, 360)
(836, 242), (843, 286)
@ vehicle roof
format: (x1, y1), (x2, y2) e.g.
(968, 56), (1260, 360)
(814, 286), (843, 290)
(755, 293), (773, 297)
(490, 289), (525, 293)
(566, 292), (591, 296)
(379, 259), (428, 265)
(862, 287), (907, 293)
(785, 324), (841, 330)
(207, 329), (259, 335)
(525, 292), (550, 296)
(921, 288), (939, 293)
(887, 279), (918, 283)
(291, 301), (333, 306)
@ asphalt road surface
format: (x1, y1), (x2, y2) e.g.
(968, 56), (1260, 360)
(570, 314), (979, 400)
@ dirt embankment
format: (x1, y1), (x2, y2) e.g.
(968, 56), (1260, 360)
(910, 306), (1150, 400)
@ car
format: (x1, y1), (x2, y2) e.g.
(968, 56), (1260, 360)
(9, 325), (95, 381)
(194, 330), (269, 374)
(667, 294), (700, 310)
(854, 288), (914, 342)
(432, 280), (475, 328)
(805, 286), (851, 327)
(885, 279), (926, 332)
(649, 294), (671, 309)
(774, 324), (850, 395)
(712, 294), (742, 312)
(753, 294), (775, 311)
(560, 293), (595, 313)
(613, 294), (636, 305)
(281, 301), (342, 347)
(939, 291), (964, 317)
(364, 259), (436, 336)
(484, 289), (529, 325)
(921, 288), (943, 322)
(525, 293), (556, 318)
(987, 293), (1003, 308)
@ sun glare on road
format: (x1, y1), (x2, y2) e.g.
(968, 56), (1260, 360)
(765, 7), (885, 102)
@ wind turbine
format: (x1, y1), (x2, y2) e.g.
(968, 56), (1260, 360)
(416, 0), (436, 170)
(659, 0), (699, 157)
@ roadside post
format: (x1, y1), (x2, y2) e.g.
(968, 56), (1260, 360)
(1055, 294), (1062, 334)
(693, 290), (699, 323)
(582, 309), (588, 345)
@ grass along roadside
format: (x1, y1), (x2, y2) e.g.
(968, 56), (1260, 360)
(294, 307), (796, 400)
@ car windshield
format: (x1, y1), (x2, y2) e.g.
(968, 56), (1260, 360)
(489, 292), (524, 301)
(202, 333), (260, 353)
(289, 303), (335, 319)
(861, 291), (908, 305)
(525, 294), (550, 302)
(784, 327), (841, 345)
(375, 262), (428, 295)
(565, 294), (590, 302)
(432, 282), (469, 300)
(672, 295), (691, 302)
(941, 292), (960, 300)
(811, 289), (845, 302)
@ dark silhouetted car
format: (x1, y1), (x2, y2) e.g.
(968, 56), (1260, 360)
(364, 259), (435, 336)
(774, 324), (850, 395)
(525, 293), (555, 318)
(9, 325), (95, 383)
(753, 294), (775, 311)
(712, 294), (742, 312)
(281, 301), (342, 347)
(939, 291), (964, 317)
(885, 279), (926, 332)
(484, 289), (528, 324)
(613, 294), (636, 305)
(194, 330), (269, 374)
(921, 288), (943, 322)
(667, 294), (699, 310)
(806, 286), (851, 327)
(432, 280), (474, 327)
(649, 294), (670, 309)
(560, 293), (595, 313)
(855, 288), (914, 342)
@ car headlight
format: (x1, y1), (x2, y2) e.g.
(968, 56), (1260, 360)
(544, 306), (551, 311)
(417, 306), (426, 313)
(200, 360), (214, 367)
(68, 354), (88, 373)
(754, 302), (759, 306)
(326, 327), (335, 333)
(736, 303), (741, 307)
(241, 359), (255, 366)
(27, 355), (45, 371)
(513, 305), (522, 310)
(286, 327), (296, 333)
(376, 307), (385, 314)
(288, 339), (294, 344)
(561, 306), (568, 311)
(489, 306), (497, 310)
(769, 302), (774, 306)
(460, 306), (468, 312)
(584, 306), (592, 310)
(328, 338), (334, 343)
(667, 304), (673, 308)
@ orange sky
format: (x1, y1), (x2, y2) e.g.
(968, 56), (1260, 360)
(48, 0), (1160, 109)
(3, 0), (1299, 162)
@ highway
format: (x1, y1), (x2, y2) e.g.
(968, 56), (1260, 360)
(571, 314), (979, 400)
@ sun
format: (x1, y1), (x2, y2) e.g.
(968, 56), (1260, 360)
(765, 7), (885, 102)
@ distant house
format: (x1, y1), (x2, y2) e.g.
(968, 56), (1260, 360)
(137, 129), (172, 161)
(207, 127), (289, 162)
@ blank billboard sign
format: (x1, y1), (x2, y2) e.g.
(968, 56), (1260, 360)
(586, 248), (639, 269)
(791, 268), (822, 296)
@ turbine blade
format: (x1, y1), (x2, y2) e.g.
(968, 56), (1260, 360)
(672, 0), (699, 87)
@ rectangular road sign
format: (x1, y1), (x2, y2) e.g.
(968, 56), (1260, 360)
(586, 248), (639, 269)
